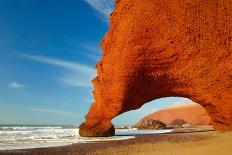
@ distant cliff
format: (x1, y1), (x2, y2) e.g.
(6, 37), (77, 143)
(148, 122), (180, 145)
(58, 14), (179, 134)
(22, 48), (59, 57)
(134, 103), (211, 128)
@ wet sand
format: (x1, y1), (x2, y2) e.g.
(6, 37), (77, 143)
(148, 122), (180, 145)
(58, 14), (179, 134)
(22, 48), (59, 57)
(1, 130), (232, 155)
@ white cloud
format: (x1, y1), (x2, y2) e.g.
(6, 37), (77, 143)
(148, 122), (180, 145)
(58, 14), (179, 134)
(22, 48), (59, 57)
(85, 53), (102, 61)
(79, 42), (101, 54)
(21, 54), (96, 76)
(63, 37), (102, 60)
(78, 42), (102, 60)
(30, 108), (78, 117)
(9, 81), (25, 89)
(59, 73), (93, 87)
(21, 53), (96, 87)
(85, 0), (115, 21)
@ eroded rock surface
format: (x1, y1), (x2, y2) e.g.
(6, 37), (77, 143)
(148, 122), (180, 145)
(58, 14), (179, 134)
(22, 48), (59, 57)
(170, 119), (188, 128)
(134, 120), (167, 130)
(79, 0), (232, 137)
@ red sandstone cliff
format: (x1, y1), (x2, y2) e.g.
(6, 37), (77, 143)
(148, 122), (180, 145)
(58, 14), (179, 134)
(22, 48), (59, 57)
(134, 103), (211, 128)
(79, 0), (232, 137)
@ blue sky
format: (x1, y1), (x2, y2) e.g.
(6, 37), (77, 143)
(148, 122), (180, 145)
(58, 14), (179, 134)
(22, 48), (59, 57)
(0, 0), (192, 126)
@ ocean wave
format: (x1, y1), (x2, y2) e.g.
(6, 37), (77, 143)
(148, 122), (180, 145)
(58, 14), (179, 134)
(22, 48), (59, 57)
(0, 126), (75, 131)
(0, 126), (174, 150)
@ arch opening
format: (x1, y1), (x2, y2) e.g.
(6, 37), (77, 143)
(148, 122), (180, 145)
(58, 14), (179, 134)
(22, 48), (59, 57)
(79, 91), (232, 137)
(112, 97), (193, 127)
(112, 97), (212, 131)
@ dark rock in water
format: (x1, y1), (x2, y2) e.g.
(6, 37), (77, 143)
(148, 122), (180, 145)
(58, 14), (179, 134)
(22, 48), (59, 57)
(169, 119), (187, 128)
(135, 120), (167, 130)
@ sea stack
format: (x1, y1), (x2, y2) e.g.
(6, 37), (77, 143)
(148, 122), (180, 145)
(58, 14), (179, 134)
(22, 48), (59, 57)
(79, 0), (232, 137)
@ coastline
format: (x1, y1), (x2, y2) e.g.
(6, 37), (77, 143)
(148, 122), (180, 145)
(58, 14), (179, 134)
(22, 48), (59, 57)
(1, 129), (231, 155)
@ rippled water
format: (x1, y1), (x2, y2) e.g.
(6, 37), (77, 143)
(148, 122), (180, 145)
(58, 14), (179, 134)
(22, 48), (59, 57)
(0, 125), (173, 150)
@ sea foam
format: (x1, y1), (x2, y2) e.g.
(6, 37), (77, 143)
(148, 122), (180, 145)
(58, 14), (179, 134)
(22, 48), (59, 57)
(0, 125), (172, 150)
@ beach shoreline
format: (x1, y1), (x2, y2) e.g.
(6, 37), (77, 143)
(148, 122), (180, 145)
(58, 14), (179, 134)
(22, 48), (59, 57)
(1, 129), (231, 155)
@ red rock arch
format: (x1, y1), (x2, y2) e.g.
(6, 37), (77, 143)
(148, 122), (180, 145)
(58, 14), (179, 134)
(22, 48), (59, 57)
(79, 0), (232, 137)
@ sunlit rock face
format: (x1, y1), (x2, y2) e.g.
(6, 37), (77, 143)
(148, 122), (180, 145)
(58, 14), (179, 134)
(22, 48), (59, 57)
(79, 0), (232, 137)
(134, 103), (211, 129)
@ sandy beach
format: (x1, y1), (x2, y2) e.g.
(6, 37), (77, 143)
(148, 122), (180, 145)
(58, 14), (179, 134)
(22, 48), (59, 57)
(94, 131), (232, 155)
(1, 130), (232, 155)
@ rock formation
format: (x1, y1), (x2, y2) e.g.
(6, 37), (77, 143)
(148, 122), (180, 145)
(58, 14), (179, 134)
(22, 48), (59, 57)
(134, 103), (211, 129)
(79, 0), (232, 137)
(170, 119), (188, 128)
(135, 120), (167, 130)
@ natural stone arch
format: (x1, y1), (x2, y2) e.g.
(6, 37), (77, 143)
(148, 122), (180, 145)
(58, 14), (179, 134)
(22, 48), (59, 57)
(79, 0), (232, 137)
